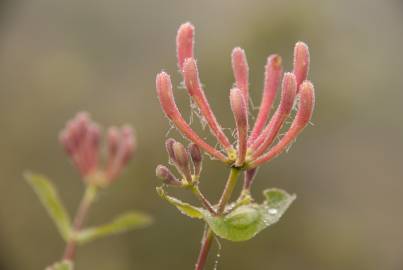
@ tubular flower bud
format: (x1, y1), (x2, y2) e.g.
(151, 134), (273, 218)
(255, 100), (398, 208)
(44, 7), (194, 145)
(188, 143), (202, 176)
(156, 72), (226, 162)
(177, 22), (195, 71)
(293, 42), (310, 89)
(156, 165), (182, 186)
(248, 55), (283, 145)
(231, 47), (249, 104)
(251, 72), (297, 158)
(230, 88), (248, 167)
(172, 141), (192, 183)
(183, 58), (233, 151)
(251, 81), (315, 167)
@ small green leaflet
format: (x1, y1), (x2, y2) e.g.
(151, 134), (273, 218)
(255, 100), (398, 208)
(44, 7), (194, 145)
(25, 172), (71, 241)
(158, 185), (296, 242)
(203, 188), (296, 241)
(156, 187), (204, 219)
(76, 211), (152, 244)
(45, 260), (73, 270)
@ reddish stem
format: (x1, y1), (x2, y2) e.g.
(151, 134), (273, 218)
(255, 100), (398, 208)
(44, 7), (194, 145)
(62, 185), (97, 261)
(195, 229), (214, 270)
(194, 168), (240, 270)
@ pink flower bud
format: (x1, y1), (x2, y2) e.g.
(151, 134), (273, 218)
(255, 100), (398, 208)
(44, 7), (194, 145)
(107, 127), (119, 161)
(182, 58), (232, 151)
(231, 47), (249, 104)
(156, 165), (182, 186)
(106, 125), (136, 182)
(165, 138), (177, 164)
(60, 112), (100, 178)
(156, 71), (226, 162)
(230, 88), (248, 166)
(248, 55), (283, 145)
(293, 42), (310, 89)
(177, 22), (194, 71)
(251, 73), (297, 158)
(172, 141), (192, 183)
(251, 81), (315, 167)
(166, 138), (192, 177)
(121, 125), (136, 165)
(188, 143), (202, 176)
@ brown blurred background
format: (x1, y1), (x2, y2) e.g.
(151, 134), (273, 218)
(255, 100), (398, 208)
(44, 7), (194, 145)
(1, 0), (403, 269)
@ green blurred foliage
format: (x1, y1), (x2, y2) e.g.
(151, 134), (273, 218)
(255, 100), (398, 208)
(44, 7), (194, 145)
(0, 0), (403, 269)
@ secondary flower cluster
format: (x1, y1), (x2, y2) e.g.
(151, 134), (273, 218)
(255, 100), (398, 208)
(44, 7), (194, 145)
(59, 112), (135, 185)
(156, 22), (315, 171)
(156, 139), (202, 187)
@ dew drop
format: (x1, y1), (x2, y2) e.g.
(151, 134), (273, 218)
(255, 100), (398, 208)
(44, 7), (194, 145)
(268, 208), (278, 215)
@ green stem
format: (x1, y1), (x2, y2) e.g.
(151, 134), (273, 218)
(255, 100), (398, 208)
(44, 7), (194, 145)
(62, 184), (97, 261)
(191, 185), (216, 215)
(194, 167), (241, 270)
(217, 168), (240, 215)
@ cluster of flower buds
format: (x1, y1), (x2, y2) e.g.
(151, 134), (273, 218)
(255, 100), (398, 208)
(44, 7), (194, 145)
(156, 138), (202, 187)
(59, 112), (135, 186)
(156, 22), (315, 171)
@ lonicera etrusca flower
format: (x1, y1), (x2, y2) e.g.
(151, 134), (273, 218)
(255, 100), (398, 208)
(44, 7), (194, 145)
(59, 112), (135, 186)
(156, 22), (315, 173)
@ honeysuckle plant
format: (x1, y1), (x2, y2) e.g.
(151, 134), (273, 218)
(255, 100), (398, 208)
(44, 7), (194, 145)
(155, 22), (315, 269)
(25, 112), (152, 270)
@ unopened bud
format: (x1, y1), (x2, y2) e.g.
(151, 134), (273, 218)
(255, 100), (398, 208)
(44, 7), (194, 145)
(165, 138), (176, 164)
(177, 22), (195, 71)
(188, 143), (202, 176)
(293, 41), (310, 89)
(278, 72), (297, 114)
(121, 125), (136, 165)
(230, 88), (248, 166)
(172, 141), (192, 183)
(156, 165), (182, 186)
(295, 81), (315, 127)
(231, 47), (249, 103)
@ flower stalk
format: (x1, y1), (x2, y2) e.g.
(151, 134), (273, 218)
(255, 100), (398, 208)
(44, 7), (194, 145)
(63, 184), (97, 261)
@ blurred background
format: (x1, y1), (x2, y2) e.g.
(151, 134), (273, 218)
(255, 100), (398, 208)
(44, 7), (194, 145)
(1, 0), (403, 269)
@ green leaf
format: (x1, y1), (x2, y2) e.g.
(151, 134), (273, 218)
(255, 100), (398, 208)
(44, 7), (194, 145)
(45, 260), (73, 270)
(203, 188), (296, 242)
(25, 172), (71, 241)
(75, 211), (152, 244)
(156, 187), (203, 219)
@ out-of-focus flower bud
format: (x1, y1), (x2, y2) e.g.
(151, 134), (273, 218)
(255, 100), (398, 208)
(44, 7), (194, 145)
(59, 112), (100, 178)
(106, 125), (136, 182)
